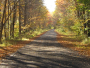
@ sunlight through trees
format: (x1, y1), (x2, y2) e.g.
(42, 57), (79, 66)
(0, 0), (50, 43)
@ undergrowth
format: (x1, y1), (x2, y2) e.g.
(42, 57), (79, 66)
(56, 28), (90, 57)
(0, 28), (48, 47)
(55, 28), (90, 45)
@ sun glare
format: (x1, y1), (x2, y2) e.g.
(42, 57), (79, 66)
(43, 0), (56, 13)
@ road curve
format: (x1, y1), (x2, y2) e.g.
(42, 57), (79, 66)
(0, 29), (90, 68)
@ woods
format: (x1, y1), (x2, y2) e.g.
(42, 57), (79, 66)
(53, 0), (90, 40)
(1, 0), (90, 45)
(0, 0), (49, 44)
(53, 0), (90, 57)
(0, 0), (90, 66)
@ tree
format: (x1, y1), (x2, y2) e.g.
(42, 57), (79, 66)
(0, 0), (7, 43)
(0, 0), (49, 43)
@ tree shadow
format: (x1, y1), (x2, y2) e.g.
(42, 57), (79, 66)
(0, 30), (90, 68)
(0, 49), (90, 68)
(0, 38), (90, 68)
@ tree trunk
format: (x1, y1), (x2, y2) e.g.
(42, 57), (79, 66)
(0, 0), (7, 43)
(19, 0), (21, 37)
(8, 0), (10, 39)
(12, 1), (16, 38)
(24, 0), (27, 26)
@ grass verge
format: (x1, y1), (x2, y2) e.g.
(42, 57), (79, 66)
(55, 29), (90, 58)
(0, 29), (48, 60)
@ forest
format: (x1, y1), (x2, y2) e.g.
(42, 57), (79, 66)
(54, 0), (90, 44)
(0, 0), (90, 59)
(0, 0), (51, 44)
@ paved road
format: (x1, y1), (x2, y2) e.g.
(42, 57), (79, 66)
(0, 29), (90, 68)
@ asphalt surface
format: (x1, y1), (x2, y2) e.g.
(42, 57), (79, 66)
(0, 29), (90, 68)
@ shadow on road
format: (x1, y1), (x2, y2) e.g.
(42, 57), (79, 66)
(0, 29), (90, 68)
(0, 51), (86, 68)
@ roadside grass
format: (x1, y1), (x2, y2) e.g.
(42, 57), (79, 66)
(0, 29), (49, 60)
(55, 28), (90, 57)
(22, 29), (48, 39)
(0, 29), (48, 47)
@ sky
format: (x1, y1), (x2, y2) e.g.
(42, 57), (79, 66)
(43, 0), (56, 13)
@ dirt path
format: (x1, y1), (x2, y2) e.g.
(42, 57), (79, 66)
(0, 29), (90, 68)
